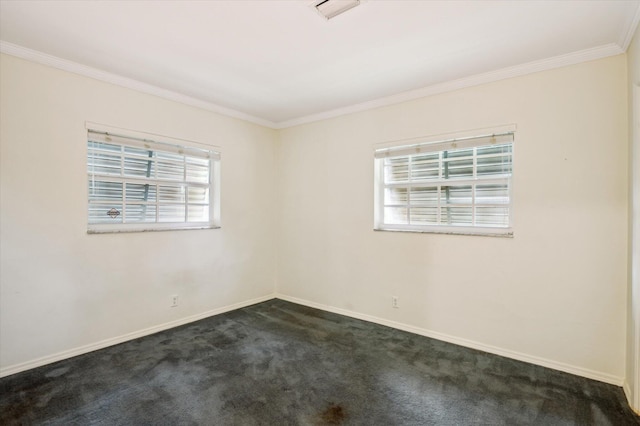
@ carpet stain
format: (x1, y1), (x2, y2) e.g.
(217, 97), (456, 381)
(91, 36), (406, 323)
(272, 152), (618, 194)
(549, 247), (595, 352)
(2, 300), (639, 425)
(44, 366), (70, 378)
(320, 403), (346, 425)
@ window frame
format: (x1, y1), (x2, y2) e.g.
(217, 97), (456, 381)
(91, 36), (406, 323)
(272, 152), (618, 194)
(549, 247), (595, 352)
(373, 128), (514, 237)
(86, 124), (221, 234)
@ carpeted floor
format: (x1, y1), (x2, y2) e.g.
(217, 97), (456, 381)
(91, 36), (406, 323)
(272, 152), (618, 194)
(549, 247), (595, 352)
(1, 299), (639, 425)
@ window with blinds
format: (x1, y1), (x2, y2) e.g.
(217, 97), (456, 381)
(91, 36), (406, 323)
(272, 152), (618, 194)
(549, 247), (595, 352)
(87, 129), (220, 233)
(374, 132), (513, 236)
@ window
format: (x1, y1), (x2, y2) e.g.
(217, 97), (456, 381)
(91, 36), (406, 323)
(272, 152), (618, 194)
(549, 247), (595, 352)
(87, 128), (220, 233)
(374, 132), (513, 236)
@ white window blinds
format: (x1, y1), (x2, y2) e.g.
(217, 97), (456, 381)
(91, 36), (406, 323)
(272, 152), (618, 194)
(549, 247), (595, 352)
(374, 132), (514, 236)
(87, 129), (220, 233)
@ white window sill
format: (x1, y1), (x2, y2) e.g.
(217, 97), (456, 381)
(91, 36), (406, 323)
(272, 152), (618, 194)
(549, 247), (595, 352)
(374, 226), (513, 238)
(87, 224), (221, 234)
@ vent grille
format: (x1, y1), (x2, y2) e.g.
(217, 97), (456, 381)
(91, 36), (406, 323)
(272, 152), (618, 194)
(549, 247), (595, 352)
(315, 0), (360, 20)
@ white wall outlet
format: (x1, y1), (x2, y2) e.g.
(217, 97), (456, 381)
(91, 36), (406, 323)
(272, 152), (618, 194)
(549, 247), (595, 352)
(171, 295), (179, 307)
(392, 296), (399, 308)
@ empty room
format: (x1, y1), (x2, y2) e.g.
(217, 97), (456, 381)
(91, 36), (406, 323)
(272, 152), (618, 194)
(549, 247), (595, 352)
(1, 0), (640, 424)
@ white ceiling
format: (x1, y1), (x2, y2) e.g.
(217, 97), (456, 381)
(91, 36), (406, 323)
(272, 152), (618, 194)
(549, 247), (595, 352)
(1, 1), (639, 128)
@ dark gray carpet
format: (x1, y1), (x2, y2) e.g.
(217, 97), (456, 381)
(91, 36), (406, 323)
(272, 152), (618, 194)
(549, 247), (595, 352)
(1, 299), (638, 425)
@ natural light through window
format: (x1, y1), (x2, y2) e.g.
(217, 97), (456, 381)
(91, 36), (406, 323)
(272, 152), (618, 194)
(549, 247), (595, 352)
(374, 131), (514, 236)
(87, 128), (220, 233)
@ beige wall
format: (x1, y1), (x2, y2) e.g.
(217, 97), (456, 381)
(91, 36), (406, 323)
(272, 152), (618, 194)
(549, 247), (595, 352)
(276, 55), (628, 383)
(627, 24), (640, 411)
(0, 54), (278, 373)
(0, 51), (632, 388)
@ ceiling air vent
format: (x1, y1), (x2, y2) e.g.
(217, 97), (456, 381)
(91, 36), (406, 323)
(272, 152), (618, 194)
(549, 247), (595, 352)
(314, 0), (360, 20)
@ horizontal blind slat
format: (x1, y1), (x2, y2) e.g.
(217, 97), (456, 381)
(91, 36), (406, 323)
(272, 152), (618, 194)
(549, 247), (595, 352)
(375, 133), (513, 158)
(88, 130), (219, 160)
(88, 128), (218, 230)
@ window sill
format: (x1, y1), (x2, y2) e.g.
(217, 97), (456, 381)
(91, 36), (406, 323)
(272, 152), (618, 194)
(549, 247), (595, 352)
(87, 225), (221, 234)
(373, 226), (513, 238)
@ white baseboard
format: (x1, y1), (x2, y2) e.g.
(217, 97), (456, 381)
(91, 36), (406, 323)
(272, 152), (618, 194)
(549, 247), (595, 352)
(275, 293), (624, 387)
(2, 292), (626, 388)
(623, 380), (633, 409)
(0, 293), (276, 378)
(625, 379), (640, 415)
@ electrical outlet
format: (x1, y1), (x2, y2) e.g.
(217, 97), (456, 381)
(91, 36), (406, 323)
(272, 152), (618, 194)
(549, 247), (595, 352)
(392, 296), (399, 308)
(171, 295), (179, 307)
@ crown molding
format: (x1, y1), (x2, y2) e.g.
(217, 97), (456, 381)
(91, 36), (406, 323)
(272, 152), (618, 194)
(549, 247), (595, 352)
(620, 2), (640, 51)
(0, 41), (277, 129)
(276, 43), (624, 129)
(0, 40), (625, 131)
